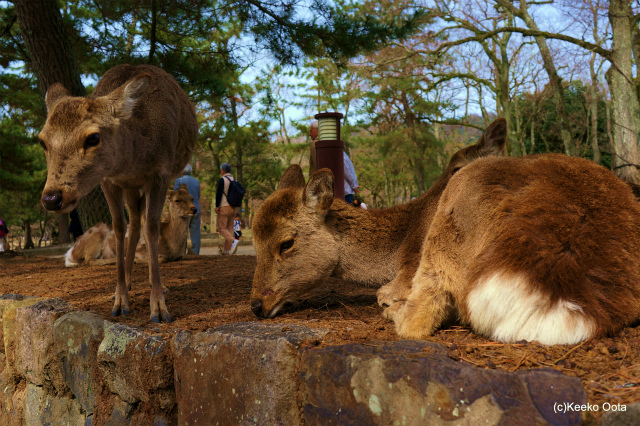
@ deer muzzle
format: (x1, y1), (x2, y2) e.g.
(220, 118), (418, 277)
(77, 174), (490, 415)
(42, 190), (64, 211)
(250, 298), (264, 318)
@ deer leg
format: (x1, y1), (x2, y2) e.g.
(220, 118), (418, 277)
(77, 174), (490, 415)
(393, 266), (454, 339)
(123, 190), (143, 291)
(377, 253), (421, 312)
(144, 179), (171, 323)
(101, 182), (130, 317)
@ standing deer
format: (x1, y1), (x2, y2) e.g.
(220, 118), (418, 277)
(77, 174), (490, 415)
(250, 118), (640, 345)
(64, 184), (197, 267)
(39, 64), (197, 323)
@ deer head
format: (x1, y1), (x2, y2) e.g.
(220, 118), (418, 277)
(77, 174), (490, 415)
(38, 74), (150, 213)
(169, 184), (198, 219)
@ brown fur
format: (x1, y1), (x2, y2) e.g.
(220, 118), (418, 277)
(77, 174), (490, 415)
(65, 185), (196, 267)
(250, 118), (640, 344)
(39, 64), (198, 322)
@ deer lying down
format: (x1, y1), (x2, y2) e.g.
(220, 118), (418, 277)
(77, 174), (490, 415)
(250, 118), (640, 345)
(39, 64), (197, 323)
(65, 184), (197, 267)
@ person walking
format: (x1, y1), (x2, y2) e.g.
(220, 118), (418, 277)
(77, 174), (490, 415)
(174, 164), (201, 254)
(215, 163), (237, 255)
(344, 151), (360, 204)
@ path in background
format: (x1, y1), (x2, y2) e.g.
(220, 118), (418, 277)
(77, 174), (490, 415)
(200, 245), (256, 256)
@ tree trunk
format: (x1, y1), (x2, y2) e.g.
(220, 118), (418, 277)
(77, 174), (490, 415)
(607, 0), (640, 184)
(530, 120), (535, 155)
(14, 0), (87, 244)
(16, 0), (117, 238)
(23, 219), (35, 250)
(588, 55), (602, 165)
(148, 0), (158, 64)
(14, 0), (85, 97)
(515, 0), (576, 156)
(230, 96), (243, 185)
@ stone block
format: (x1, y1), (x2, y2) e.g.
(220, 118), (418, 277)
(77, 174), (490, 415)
(23, 383), (85, 426)
(173, 322), (328, 426)
(13, 298), (73, 389)
(600, 402), (640, 426)
(103, 394), (135, 426)
(0, 356), (26, 426)
(2, 297), (44, 366)
(300, 341), (587, 426)
(53, 311), (106, 415)
(97, 322), (174, 409)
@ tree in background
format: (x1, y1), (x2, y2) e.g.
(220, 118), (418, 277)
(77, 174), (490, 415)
(0, 0), (423, 241)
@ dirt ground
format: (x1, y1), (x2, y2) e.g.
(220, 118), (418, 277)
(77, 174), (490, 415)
(1, 252), (638, 422)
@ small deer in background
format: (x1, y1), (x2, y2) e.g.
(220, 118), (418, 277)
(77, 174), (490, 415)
(65, 184), (197, 267)
(39, 64), (197, 323)
(250, 118), (640, 345)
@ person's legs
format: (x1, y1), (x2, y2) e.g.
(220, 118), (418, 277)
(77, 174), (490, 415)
(190, 213), (201, 254)
(0, 238), (4, 252)
(224, 207), (235, 252)
(218, 206), (235, 253)
(217, 210), (230, 254)
(345, 193), (354, 204)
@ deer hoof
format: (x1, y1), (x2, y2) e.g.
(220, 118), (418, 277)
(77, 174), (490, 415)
(111, 306), (130, 317)
(382, 302), (403, 321)
(150, 313), (171, 323)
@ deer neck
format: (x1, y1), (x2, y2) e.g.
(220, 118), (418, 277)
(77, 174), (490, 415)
(326, 178), (447, 286)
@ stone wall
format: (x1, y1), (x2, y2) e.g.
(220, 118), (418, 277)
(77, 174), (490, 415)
(0, 294), (635, 426)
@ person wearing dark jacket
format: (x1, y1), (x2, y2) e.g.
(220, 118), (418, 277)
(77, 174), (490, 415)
(215, 163), (237, 255)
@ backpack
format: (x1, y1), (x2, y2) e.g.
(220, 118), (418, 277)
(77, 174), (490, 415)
(224, 176), (246, 207)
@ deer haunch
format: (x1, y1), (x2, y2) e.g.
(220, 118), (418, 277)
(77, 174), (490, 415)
(250, 118), (640, 345)
(65, 184), (197, 268)
(393, 153), (640, 344)
(39, 64), (198, 323)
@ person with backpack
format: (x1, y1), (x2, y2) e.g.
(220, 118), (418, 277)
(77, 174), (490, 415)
(215, 162), (245, 255)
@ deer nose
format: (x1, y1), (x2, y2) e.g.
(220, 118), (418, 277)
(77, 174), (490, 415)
(251, 298), (264, 318)
(42, 191), (63, 211)
(191, 207), (198, 214)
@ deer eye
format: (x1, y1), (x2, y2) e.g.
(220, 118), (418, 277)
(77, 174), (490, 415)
(84, 133), (100, 149)
(279, 239), (294, 255)
(39, 139), (47, 151)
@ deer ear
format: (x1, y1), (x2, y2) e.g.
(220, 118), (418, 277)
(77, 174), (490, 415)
(476, 118), (507, 157)
(278, 164), (305, 190)
(113, 74), (151, 120)
(179, 183), (189, 192)
(303, 169), (334, 214)
(45, 83), (72, 112)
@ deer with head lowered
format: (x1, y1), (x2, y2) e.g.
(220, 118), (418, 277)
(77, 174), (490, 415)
(39, 64), (197, 323)
(250, 118), (640, 345)
(64, 184), (197, 267)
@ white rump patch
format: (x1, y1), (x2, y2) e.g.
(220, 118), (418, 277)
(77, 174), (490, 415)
(466, 273), (596, 345)
(64, 247), (79, 268)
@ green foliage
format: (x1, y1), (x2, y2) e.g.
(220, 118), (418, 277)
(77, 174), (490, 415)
(239, 0), (427, 65)
(512, 81), (611, 166)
